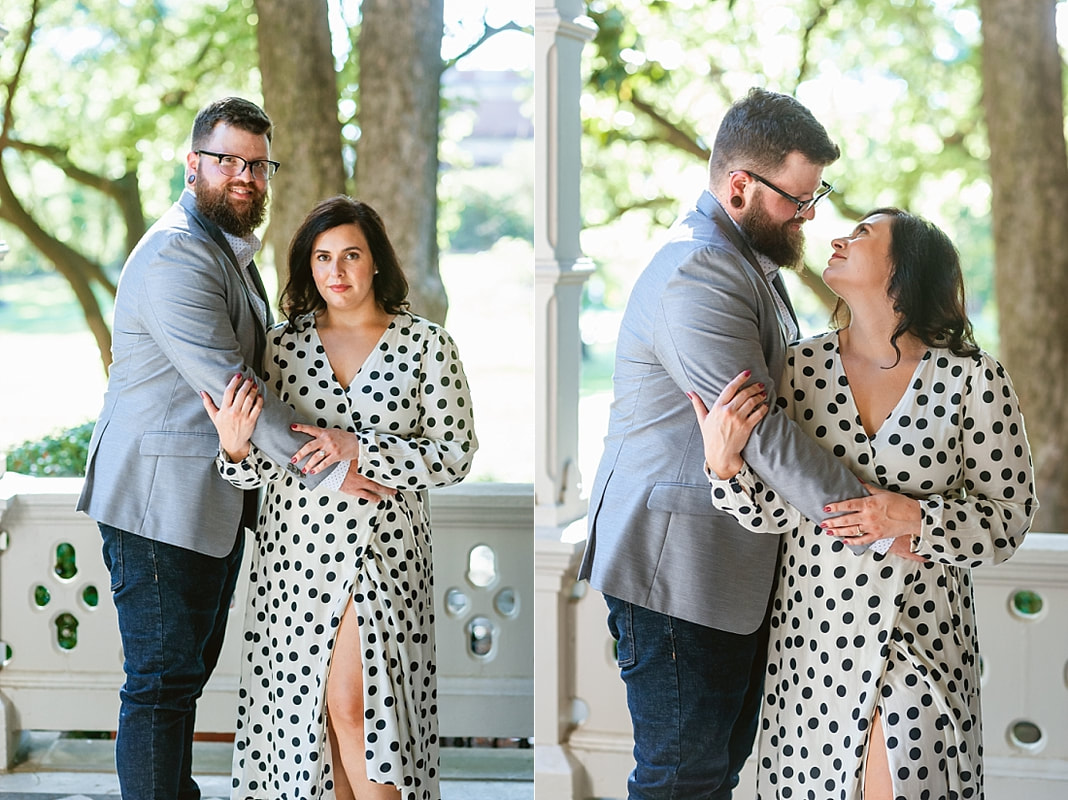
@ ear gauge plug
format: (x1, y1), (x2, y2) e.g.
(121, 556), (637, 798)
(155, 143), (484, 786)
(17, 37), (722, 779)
(188, 175), (195, 184)
(730, 195), (743, 208)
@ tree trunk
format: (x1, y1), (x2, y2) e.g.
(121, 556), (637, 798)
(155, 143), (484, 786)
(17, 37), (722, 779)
(0, 168), (113, 371)
(255, 0), (347, 302)
(356, 0), (447, 324)
(979, 0), (1068, 531)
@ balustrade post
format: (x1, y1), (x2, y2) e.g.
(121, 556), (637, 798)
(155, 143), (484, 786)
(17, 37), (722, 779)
(534, 0), (594, 530)
(534, 0), (595, 796)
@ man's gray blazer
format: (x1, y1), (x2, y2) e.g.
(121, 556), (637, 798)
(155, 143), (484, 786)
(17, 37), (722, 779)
(78, 191), (328, 557)
(580, 191), (864, 634)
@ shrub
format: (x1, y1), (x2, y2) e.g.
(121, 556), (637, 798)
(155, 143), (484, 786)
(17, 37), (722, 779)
(4, 421), (94, 477)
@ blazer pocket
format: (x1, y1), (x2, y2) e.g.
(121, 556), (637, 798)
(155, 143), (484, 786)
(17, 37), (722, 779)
(139, 431), (220, 458)
(647, 481), (728, 517)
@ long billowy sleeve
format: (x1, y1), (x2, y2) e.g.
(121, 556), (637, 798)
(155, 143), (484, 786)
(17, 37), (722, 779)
(355, 325), (478, 491)
(911, 354), (1037, 567)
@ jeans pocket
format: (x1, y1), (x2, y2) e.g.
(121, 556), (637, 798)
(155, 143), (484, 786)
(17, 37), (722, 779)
(607, 596), (636, 669)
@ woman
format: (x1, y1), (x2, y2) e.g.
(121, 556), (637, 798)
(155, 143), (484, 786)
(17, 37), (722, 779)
(202, 196), (477, 800)
(690, 208), (1036, 800)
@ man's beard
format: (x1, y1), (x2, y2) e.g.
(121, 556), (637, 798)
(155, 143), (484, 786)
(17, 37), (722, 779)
(740, 194), (805, 268)
(195, 179), (267, 238)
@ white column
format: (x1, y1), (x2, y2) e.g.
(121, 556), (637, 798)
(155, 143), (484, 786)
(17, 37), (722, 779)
(534, 0), (595, 531)
(534, 2), (595, 798)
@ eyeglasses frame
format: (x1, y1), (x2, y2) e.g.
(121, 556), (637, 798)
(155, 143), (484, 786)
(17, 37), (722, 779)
(731, 170), (834, 217)
(195, 149), (281, 182)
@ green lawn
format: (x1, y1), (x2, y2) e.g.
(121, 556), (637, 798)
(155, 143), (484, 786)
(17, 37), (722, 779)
(0, 273), (98, 335)
(0, 240), (533, 483)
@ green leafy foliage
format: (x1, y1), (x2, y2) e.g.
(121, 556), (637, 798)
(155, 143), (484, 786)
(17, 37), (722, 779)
(439, 156), (534, 253)
(4, 421), (94, 477)
(579, 0), (1004, 346)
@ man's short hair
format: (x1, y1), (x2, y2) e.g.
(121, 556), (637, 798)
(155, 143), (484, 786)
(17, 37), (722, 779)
(190, 97), (273, 149)
(708, 87), (839, 179)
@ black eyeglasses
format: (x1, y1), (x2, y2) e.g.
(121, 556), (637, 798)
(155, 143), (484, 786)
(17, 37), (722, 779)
(196, 150), (281, 181)
(732, 170), (834, 216)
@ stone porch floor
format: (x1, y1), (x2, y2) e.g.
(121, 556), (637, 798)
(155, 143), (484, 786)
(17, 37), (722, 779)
(0, 733), (533, 799)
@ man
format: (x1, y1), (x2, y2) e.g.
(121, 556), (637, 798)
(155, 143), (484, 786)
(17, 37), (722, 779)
(580, 88), (872, 799)
(77, 97), (389, 800)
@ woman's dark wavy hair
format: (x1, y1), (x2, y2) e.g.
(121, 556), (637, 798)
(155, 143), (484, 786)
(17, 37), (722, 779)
(281, 195), (409, 330)
(831, 207), (979, 366)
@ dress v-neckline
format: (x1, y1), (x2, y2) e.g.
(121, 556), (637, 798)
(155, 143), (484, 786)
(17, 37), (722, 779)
(834, 330), (931, 441)
(310, 314), (398, 392)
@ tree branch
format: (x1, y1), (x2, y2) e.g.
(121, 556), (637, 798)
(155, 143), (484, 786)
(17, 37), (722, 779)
(584, 196), (679, 228)
(0, 166), (113, 369)
(0, 0), (40, 145)
(795, 262), (838, 313)
(6, 138), (145, 264)
(629, 90), (708, 161)
(443, 19), (530, 71)
(9, 140), (113, 193)
(796, 0), (841, 88)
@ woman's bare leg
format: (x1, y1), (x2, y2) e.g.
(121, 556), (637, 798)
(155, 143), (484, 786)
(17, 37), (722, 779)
(326, 598), (401, 800)
(863, 708), (893, 800)
(328, 720), (356, 800)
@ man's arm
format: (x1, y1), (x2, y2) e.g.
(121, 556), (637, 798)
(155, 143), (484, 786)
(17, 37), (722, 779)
(139, 235), (333, 488)
(657, 247), (866, 522)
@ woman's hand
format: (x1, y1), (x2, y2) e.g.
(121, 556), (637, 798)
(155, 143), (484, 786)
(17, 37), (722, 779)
(289, 424), (362, 474)
(201, 374), (263, 462)
(820, 482), (923, 545)
(687, 370), (768, 479)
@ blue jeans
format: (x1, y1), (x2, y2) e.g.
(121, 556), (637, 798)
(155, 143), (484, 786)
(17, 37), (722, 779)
(605, 595), (769, 800)
(100, 524), (243, 800)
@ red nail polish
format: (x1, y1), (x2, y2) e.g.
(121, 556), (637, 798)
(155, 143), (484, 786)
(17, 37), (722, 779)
(290, 424), (298, 430)
(823, 506), (831, 513)
(743, 370), (751, 377)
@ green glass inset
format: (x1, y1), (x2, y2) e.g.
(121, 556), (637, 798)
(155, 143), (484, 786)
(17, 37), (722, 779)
(55, 613), (79, 650)
(54, 543), (77, 580)
(1011, 590), (1043, 617)
(82, 585), (99, 608)
(33, 585), (51, 607)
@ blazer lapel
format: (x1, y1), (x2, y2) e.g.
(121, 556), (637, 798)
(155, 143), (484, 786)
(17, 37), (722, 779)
(179, 191), (269, 362)
(770, 271), (800, 332)
(246, 259), (274, 326)
(698, 191), (796, 345)
(699, 191), (767, 287)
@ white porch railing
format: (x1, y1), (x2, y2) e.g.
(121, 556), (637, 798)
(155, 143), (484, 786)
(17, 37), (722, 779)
(535, 528), (1068, 800)
(0, 474), (533, 770)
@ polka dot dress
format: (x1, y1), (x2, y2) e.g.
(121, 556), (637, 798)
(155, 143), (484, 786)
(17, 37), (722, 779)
(708, 331), (1036, 800)
(218, 312), (477, 800)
